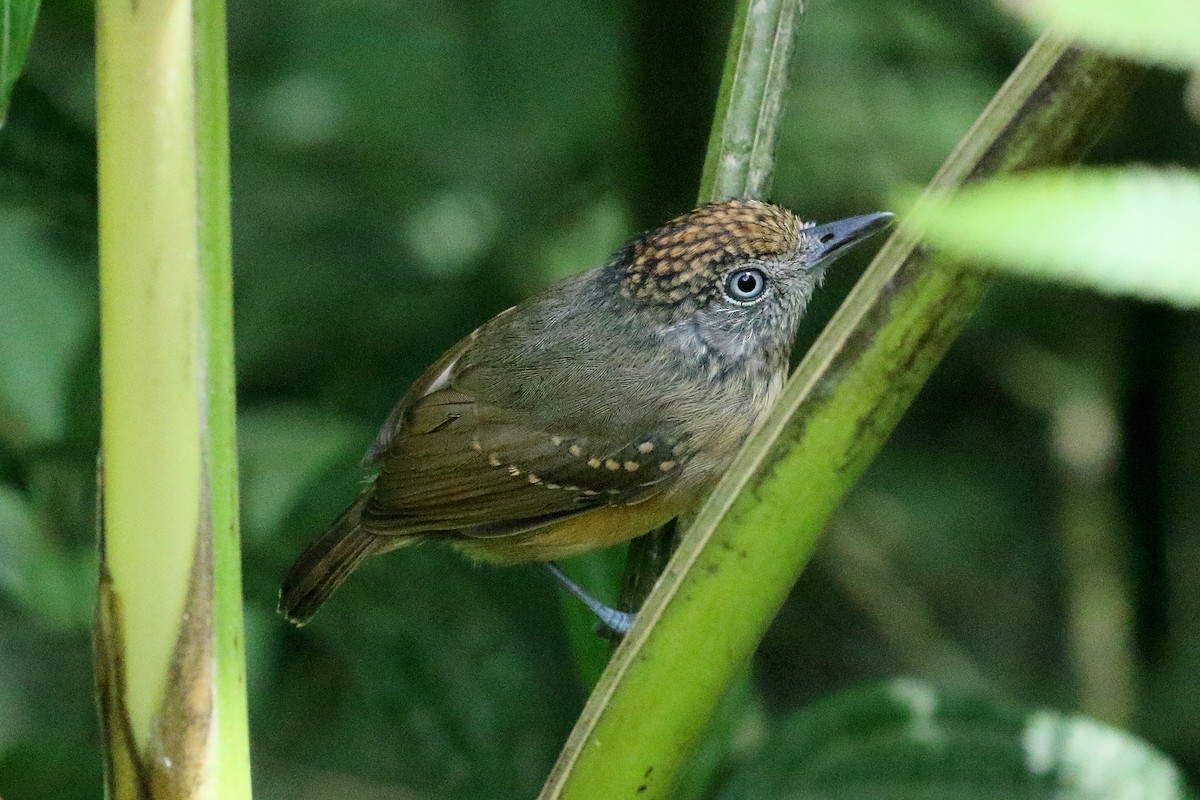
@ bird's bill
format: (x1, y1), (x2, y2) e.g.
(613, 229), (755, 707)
(805, 211), (894, 263)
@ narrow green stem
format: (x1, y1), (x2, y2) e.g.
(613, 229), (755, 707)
(195, 0), (252, 793)
(697, 0), (799, 201)
(618, 0), (801, 646)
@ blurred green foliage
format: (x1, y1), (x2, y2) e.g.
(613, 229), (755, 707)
(1, 0), (1198, 798)
(909, 169), (1200, 306)
(904, 4), (1200, 315)
(0, 0), (43, 126)
(1011, 0), (1200, 70)
(717, 679), (1188, 799)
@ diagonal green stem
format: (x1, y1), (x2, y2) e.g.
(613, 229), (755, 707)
(541, 35), (1139, 800)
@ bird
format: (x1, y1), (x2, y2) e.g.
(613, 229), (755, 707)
(279, 199), (892, 633)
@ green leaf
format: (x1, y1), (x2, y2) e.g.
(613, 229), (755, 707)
(244, 410), (586, 798)
(0, 0), (42, 126)
(237, 406), (367, 543)
(261, 547), (583, 799)
(718, 679), (1187, 800)
(0, 484), (93, 630)
(1003, 0), (1200, 70)
(905, 169), (1200, 308)
(0, 206), (93, 446)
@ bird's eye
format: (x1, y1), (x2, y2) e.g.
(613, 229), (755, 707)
(725, 267), (767, 302)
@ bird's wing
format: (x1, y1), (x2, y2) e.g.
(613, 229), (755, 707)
(363, 316), (501, 466)
(361, 378), (685, 539)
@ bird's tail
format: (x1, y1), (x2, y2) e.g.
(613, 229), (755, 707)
(279, 492), (410, 626)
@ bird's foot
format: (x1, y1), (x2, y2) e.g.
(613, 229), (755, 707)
(546, 562), (635, 638)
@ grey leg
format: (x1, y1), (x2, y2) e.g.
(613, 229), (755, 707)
(546, 562), (635, 636)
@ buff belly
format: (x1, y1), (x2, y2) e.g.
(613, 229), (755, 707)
(448, 491), (688, 565)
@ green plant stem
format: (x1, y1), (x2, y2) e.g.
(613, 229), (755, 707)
(94, 0), (250, 796)
(618, 0), (800, 642)
(539, 37), (1138, 800)
(613, 1), (797, 777)
(195, 0), (251, 791)
(697, 0), (799, 201)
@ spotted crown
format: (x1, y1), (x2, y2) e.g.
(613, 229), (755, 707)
(620, 199), (804, 307)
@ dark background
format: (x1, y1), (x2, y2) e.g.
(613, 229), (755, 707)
(1, 0), (1198, 797)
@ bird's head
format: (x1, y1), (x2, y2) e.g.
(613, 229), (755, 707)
(615, 199), (892, 370)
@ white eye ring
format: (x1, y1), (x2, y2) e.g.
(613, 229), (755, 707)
(725, 267), (767, 302)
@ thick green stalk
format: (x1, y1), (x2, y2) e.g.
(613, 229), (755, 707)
(540, 36), (1138, 800)
(94, 0), (250, 797)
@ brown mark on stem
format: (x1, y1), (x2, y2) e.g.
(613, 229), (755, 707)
(94, 463), (215, 800)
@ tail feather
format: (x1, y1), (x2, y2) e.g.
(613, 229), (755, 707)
(279, 494), (391, 626)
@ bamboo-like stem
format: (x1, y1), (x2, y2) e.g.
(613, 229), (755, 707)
(697, 0), (799, 201)
(94, 0), (250, 796)
(539, 36), (1138, 800)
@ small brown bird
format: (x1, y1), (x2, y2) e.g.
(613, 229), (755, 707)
(280, 199), (891, 631)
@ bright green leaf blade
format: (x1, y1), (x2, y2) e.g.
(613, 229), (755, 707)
(906, 169), (1200, 307)
(718, 679), (1187, 800)
(1004, 0), (1200, 69)
(0, 0), (42, 126)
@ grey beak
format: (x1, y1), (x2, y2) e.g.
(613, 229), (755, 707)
(806, 212), (894, 262)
